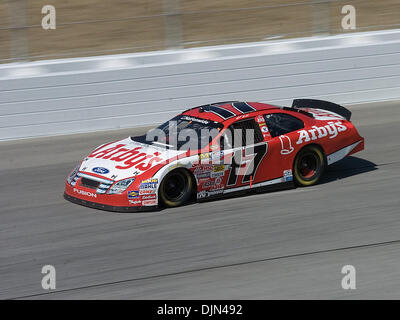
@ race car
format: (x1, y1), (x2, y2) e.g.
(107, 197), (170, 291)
(64, 99), (364, 212)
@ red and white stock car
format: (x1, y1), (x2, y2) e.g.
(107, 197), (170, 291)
(64, 100), (364, 212)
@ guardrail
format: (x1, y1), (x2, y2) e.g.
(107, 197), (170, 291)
(1, 28), (400, 140)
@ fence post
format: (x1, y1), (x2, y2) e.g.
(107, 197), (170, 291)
(163, 0), (183, 49)
(312, 0), (331, 35)
(7, 0), (29, 61)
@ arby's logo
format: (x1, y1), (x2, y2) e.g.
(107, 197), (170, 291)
(88, 143), (164, 170)
(297, 121), (347, 144)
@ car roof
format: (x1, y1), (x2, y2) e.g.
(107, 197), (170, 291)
(181, 101), (282, 123)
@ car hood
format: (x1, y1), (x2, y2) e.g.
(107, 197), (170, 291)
(79, 137), (186, 181)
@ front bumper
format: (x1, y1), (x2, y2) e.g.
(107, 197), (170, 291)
(64, 192), (158, 213)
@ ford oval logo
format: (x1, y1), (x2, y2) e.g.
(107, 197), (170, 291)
(92, 167), (110, 174)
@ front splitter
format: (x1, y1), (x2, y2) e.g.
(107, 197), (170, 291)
(64, 193), (159, 213)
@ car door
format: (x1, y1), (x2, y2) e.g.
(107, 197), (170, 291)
(258, 112), (305, 182)
(222, 118), (268, 189)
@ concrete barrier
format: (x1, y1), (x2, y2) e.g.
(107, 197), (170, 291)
(1, 29), (400, 140)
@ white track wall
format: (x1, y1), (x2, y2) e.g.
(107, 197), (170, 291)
(1, 29), (400, 140)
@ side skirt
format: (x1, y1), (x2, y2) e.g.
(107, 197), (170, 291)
(197, 178), (295, 203)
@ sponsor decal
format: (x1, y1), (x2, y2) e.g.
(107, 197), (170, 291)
(211, 171), (225, 178)
(197, 177), (210, 184)
(129, 200), (141, 205)
(306, 108), (345, 120)
(212, 151), (224, 160)
(202, 177), (224, 189)
(207, 189), (224, 197)
(279, 135), (295, 155)
(88, 144), (164, 171)
(140, 179), (158, 188)
(141, 179), (158, 184)
(193, 165), (213, 175)
(197, 190), (207, 199)
(181, 116), (210, 124)
(235, 114), (250, 120)
(127, 190), (139, 199)
(73, 188), (97, 198)
(92, 167), (110, 175)
(297, 121), (347, 144)
(199, 153), (210, 160)
(197, 189), (224, 199)
(139, 178), (158, 195)
(142, 199), (157, 206)
(256, 115), (265, 123)
(257, 120), (271, 140)
(210, 164), (226, 178)
(196, 172), (211, 180)
(199, 152), (224, 164)
(213, 165), (225, 173)
(140, 189), (156, 195)
(283, 169), (293, 182)
(202, 180), (215, 188)
(142, 194), (157, 200)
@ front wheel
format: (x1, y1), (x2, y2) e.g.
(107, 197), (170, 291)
(293, 145), (325, 187)
(159, 169), (193, 208)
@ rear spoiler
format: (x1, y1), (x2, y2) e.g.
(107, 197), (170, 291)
(292, 99), (352, 121)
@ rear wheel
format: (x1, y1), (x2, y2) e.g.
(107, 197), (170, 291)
(293, 145), (325, 187)
(159, 169), (193, 207)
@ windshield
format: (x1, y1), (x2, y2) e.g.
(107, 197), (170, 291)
(131, 115), (224, 150)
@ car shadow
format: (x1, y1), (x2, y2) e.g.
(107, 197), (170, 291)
(161, 156), (377, 212)
(319, 156), (377, 184)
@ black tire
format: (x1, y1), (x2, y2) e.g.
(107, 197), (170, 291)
(159, 169), (193, 208)
(293, 145), (325, 187)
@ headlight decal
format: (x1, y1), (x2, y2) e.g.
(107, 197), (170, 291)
(107, 178), (135, 194)
(67, 165), (80, 186)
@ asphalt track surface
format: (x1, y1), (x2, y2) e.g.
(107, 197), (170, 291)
(1, 101), (400, 299)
